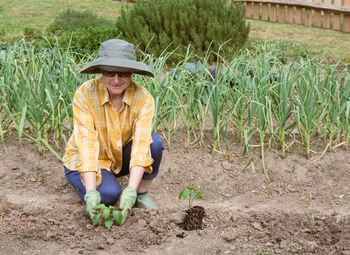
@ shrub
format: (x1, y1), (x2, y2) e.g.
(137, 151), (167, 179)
(47, 27), (121, 57)
(47, 9), (115, 34)
(116, 0), (250, 63)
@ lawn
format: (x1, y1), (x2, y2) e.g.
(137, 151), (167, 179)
(0, 0), (124, 40)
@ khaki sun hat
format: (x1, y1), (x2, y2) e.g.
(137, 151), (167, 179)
(80, 39), (154, 77)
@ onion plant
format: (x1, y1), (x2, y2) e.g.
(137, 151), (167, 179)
(1, 40), (349, 174)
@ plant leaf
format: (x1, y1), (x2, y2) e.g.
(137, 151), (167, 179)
(192, 191), (203, 199)
(178, 190), (184, 199)
(182, 189), (190, 200)
(105, 220), (114, 230)
(93, 204), (106, 210)
(103, 208), (111, 220)
(92, 213), (101, 226)
(113, 210), (123, 225)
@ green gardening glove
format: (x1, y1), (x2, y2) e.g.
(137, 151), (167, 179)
(119, 186), (137, 224)
(84, 190), (101, 221)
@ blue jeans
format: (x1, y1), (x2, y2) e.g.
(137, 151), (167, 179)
(64, 133), (163, 206)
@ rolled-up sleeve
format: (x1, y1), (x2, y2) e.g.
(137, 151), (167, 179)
(130, 96), (154, 173)
(72, 91), (100, 174)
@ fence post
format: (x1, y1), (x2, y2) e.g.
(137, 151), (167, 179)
(323, 11), (331, 28)
(295, 7), (303, 24)
(344, 0), (350, 32)
(314, 10), (322, 27)
(253, 2), (260, 19)
(286, 6), (294, 23)
(262, 3), (269, 20)
(246, 2), (253, 18)
(333, 13), (341, 30)
(270, 4), (278, 22)
(343, 15), (350, 32)
(278, 5), (286, 23)
(304, 7), (313, 26)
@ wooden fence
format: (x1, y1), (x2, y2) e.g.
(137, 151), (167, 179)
(233, 0), (350, 32)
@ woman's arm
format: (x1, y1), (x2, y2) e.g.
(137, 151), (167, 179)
(83, 172), (97, 192)
(128, 166), (145, 192)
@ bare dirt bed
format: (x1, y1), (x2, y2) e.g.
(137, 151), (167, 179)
(0, 133), (349, 255)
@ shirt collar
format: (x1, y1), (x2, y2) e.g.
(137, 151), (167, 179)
(123, 82), (135, 106)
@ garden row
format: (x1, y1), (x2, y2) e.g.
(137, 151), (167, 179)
(1, 43), (349, 168)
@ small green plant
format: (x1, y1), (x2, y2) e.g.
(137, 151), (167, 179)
(257, 249), (272, 255)
(92, 204), (123, 230)
(178, 185), (203, 209)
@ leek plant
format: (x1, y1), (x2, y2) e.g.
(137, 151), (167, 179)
(1, 40), (349, 170)
(295, 58), (328, 158)
(270, 64), (297, 158)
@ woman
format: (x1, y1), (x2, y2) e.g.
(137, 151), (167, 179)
(63, 39), (163, 224)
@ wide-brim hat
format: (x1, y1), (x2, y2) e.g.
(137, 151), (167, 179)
(80, 39), (154, 77)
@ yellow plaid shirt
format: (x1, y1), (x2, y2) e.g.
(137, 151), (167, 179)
(63, 76), (154, 187)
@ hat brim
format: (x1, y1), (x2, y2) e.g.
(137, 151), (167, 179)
(80, 57), (154, 77)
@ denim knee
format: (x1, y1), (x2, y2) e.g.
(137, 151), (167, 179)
(151, 133), (164, 160)
(97, 169), (122, 206)
(142, 133), (163, 180)
(99, 188), (121, 206)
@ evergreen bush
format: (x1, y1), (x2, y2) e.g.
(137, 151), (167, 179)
(116, 0), (250, 63)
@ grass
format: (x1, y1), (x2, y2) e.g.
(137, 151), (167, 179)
(248, 20), (350, 61)
(0, 0), (124, 41)
(0, 1), (349, 61)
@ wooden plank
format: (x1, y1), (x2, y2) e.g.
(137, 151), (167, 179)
(278, 4), (286, 23)
(304, 7), (313, 26)
(262, 3), (269, 20)
(234, 0), (350, 14)
(333, 0), (341, 6)
(253, 2), (261, 19)
(295, 7), (303, 24)
(343, 15), (350, 32)
(333, 13), (341, 30)
(314, 10), (322, 27)
(270, 4), (278, 22)
(246, 2), (253, 18)
(287, 6), (294, 23)
(323, 11), (331, 28)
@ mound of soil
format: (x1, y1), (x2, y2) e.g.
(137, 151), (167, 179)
(180, 205), (206, 231)
(1, 132), (350, 254)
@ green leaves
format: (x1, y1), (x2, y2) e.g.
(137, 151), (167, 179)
(92, 204), (123, 230)
(116, 0), (250, 63)
(113, 210), (123, 225)
(179, 185), (203, 210)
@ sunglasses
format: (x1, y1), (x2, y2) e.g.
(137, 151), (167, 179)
(101, 70), (133, 78)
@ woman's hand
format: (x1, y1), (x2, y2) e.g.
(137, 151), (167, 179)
(84, 190), (101, 221)
(119, 186), (137, 223)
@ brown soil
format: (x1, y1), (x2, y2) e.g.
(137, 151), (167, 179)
(180, 206), (206, 231)
(1, 133), (350, 255)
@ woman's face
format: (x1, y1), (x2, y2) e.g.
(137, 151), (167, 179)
(101, 71), (133, 99)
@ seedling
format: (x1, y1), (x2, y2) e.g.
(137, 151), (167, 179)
(178, 185), (203, 209)
(92, 204), (123, 229)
